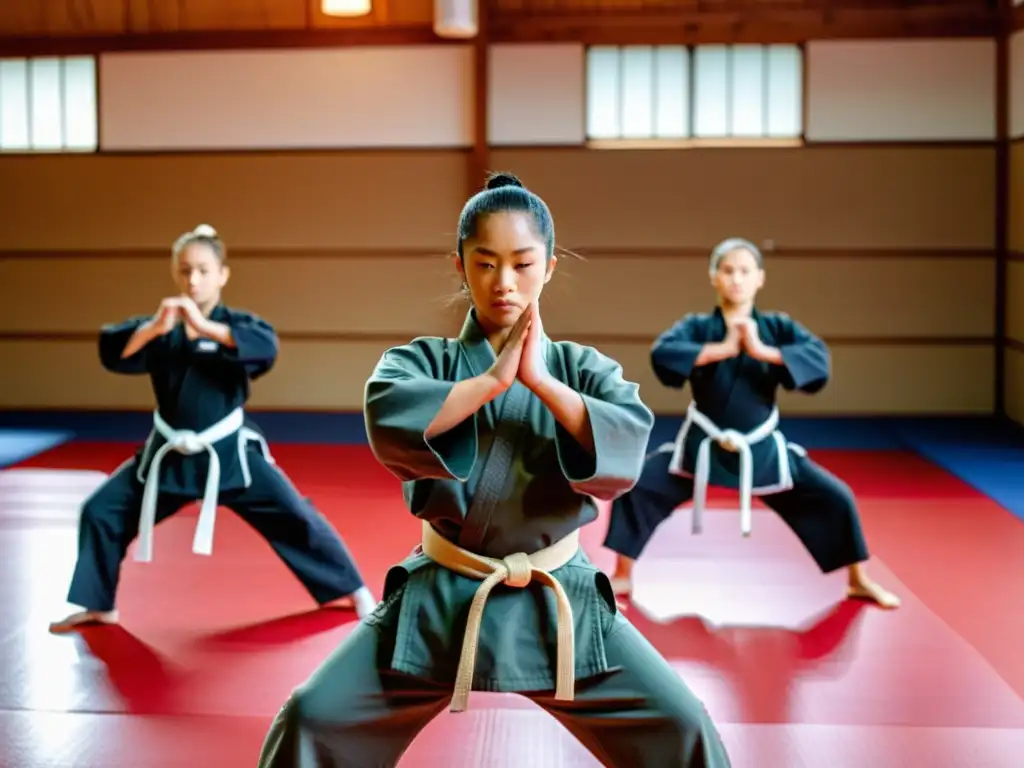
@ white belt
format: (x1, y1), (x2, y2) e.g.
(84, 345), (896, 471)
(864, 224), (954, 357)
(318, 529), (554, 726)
(136, 407), (245, 563)
(680, 402), (779, 537)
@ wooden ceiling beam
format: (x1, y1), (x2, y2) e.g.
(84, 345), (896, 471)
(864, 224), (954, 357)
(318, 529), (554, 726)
(0, 3), (1000, 57)
(0, 25), (454, 57)
(490, 6), (1000, 45)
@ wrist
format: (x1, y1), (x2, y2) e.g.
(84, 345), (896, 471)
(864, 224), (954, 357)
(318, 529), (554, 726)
(712, 341), (738, 360)
(480, 371), (511, 398)
(526, 372), (559, 399)
(749, 342), (776, 362)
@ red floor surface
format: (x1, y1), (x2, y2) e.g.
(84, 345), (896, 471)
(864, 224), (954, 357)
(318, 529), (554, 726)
(1, 442), (1022, 767)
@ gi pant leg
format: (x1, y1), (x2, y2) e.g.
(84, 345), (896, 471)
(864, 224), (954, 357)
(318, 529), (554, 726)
(222, 454), (367, 604)
(67, 459), (190, 612)
(604, 447), (694, 560)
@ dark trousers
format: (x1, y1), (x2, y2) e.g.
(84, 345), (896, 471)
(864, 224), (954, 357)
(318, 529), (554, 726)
(257, 617), (732, 768)
(604, 446), (870, 573)
(66, 454), (366, 612)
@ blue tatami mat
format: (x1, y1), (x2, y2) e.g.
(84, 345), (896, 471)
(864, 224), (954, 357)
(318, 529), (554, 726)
(893, 418), (1024, 522)
(0, 428), (74, 468)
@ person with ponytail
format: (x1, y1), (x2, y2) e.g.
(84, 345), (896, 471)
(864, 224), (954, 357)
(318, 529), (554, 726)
(257, 175), (732, 768)
(49, 224), (377, 633)
(603, 237), (900, 610)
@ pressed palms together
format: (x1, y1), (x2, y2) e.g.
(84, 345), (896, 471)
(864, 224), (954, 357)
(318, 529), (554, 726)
(487, 302), (550, 394)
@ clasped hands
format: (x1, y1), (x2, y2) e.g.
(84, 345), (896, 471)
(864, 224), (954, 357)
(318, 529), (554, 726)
(149, 296), (212, 339)
(485, 302), (552, 395)
(723, 317), (772, 362)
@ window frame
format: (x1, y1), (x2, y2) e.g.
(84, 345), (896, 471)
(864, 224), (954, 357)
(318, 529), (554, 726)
(0, 54), (99, 155)
(582, 42), (806, 149)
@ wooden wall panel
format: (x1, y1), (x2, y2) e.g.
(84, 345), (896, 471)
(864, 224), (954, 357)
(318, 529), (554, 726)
(0, 0), (437, 36)
(1008, 260), (1024, 345)
(0, 337), (995, 415)
(0, 145), (997, 416)
(0, 152), (467, 251)
(1008, 143), (1024, 252)
(125, 0), (306, 33)
(0, 253), (994, 341)
(1007, 346), (1024, 425)
(0, 0), (126, 36)
(0, 0), (998, 49)
(489, 147), (994, 249)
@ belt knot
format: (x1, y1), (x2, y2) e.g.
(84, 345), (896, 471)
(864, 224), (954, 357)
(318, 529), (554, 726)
(501, 552), (532, 588)
(168, 432), (205, 454)
(717, 429), (746, 452)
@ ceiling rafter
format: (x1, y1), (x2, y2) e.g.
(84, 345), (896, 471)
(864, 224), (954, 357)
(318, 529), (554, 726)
(0, 0), (1000, 57)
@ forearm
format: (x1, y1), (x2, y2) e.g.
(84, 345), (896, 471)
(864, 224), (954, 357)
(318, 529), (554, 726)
(120, 321), (159, 359)
(695, 342), (739, 367)
(198, 320), (237, 348)
(532, 375), (594, 453)
(425, 374), (501, 440)
(750, 344), (784, 365)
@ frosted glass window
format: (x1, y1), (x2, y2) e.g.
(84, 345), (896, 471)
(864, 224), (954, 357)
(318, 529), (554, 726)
(29, 58), (63, 150)
(766, 45), (802, 138)
(584, 44), (803, 143)
(730, 45), (765, 137)
(620, 46), (654, 139)
(654, 46), (688, 138)
(0, 59), (30, 151)
(586, 46), (621, 139)
(63, 56), (98, 151)
(693, 45), (728, 137)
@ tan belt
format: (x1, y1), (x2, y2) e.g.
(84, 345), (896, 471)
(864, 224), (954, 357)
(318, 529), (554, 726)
(420, 520), (580, 713)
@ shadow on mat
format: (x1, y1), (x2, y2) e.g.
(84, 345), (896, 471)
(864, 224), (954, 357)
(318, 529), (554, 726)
(196, 607), (358, 649)
(76, 625), (183, 714)
(623, 600), (869, 722)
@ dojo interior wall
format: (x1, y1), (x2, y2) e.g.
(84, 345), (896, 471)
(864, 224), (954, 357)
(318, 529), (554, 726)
(1007, 30), (1024, 426)
(0, 38), (999, 417)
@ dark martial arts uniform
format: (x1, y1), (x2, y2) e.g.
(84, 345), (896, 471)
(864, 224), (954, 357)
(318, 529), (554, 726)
(256, 310), (732, 768)
(65, 304), (367, 613)
(604, 307), (869, 574)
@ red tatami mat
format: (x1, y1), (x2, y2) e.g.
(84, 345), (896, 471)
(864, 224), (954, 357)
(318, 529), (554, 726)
(1, 442), (1022, 767)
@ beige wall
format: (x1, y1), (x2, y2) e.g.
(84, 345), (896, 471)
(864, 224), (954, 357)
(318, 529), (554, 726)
(0, 145), (996, 415)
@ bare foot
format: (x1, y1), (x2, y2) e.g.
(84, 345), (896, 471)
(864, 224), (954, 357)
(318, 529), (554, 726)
(322, 587), (378, 619)
(608, 576), (633, 610)
(322, 596), (354, 608)
(49, 609), (119, 634)
(610, 576), (632, 597)
(847, 580), (901, 609)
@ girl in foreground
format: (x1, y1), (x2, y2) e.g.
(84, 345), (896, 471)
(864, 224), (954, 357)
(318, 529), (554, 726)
(49, 224), (376, 633)
(256, 175), (732, 767)
(603, 238), (900, 610)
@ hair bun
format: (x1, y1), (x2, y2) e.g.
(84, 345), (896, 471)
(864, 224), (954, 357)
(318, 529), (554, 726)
(485, 172), (524, 191)
(192, 224), (218, 237)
